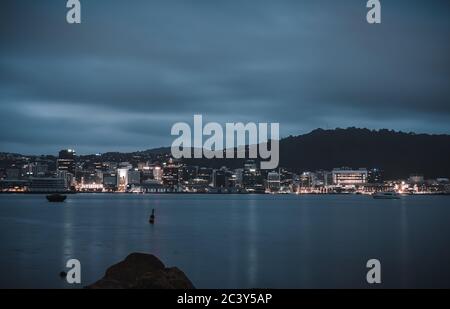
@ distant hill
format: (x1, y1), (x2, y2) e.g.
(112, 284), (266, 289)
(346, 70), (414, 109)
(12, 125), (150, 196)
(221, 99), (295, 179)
(278, 128), (450, 179)
(183, 128), (450, 179)
(136, 147), (171, 155)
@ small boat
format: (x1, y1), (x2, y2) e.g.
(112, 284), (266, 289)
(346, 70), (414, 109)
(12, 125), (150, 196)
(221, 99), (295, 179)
(46, 194), (67, 202)
(372, 191), (401, 200)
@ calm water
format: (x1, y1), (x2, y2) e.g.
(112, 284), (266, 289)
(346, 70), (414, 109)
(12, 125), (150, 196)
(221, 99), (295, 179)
(0, 194), (450, 288)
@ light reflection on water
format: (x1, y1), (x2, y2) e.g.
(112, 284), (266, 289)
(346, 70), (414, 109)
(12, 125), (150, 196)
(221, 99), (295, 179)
(0, 193), (450, 288)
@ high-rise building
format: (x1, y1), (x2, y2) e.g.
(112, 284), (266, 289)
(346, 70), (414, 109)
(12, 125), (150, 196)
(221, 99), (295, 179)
(242, 160), (264, 192)
(197, 167), (213, 184)
(313, 170), (333, 186)
(103, 173), (118, 191)
(162, 165), (179, 187)
(368, 168), (383, 184)
(153, 166), (163, 181)
(128, 169), (141, 185)
(267, 171), (281, 192)
(93, 154), (103, 171)
(299, 172), (313, 187)
(180, 166), (198, 184)
(213, 169), (228, 188)
(57, 149), (76, 175)
(117, 167), (129, 191)
(233, 169), (244, 188)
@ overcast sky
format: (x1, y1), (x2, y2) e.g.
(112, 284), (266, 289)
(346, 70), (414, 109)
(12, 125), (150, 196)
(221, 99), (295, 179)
(1, 0), (449, 155)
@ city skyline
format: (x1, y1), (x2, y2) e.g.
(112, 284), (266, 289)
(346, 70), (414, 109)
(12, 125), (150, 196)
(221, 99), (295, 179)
(1, 0), (450, 154)
(2, 145), (449, 195)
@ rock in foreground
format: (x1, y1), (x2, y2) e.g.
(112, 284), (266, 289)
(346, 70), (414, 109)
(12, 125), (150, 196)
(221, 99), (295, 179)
(87, 253), (195, 289)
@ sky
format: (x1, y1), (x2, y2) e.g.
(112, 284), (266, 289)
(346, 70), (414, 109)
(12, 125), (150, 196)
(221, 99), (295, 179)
(0, 0), (449, 155)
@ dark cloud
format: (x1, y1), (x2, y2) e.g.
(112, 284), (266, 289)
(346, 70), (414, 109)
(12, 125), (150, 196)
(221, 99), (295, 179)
(1, 0), (449, 154)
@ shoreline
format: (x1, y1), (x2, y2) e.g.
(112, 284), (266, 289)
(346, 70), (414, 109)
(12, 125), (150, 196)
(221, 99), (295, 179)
(1, 191), (449, 196)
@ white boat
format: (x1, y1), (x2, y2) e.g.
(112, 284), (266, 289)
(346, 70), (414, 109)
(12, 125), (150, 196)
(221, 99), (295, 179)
(372, 191), (401, 199)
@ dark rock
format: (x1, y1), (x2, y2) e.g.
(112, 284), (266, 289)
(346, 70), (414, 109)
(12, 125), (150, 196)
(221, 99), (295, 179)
(86, 253), (195, 289)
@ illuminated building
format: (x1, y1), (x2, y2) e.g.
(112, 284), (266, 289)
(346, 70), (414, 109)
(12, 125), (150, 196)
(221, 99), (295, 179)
(242, 160), (264, 192)
(27, 162), (48, 177)
(313, 170), (333, 186)
(368, 168), (383, 183)
(153, 166), (163, 181)
(299, 172), (313, 187)
(0, 179), (29, 192)
(180, 166), (198, 184)
(162, 165), (179, 187)
(267, 171), (281, 192)
(408, 174), (424, 184)
(57, 149), (76, 175)
(197, 167), (213, 184)
(57, 170), (74, 189)
(332, 168), (368, 185)
(93, 154), (103, 170)
(233, 169), (243, 187)
(117, 167), (129, 191)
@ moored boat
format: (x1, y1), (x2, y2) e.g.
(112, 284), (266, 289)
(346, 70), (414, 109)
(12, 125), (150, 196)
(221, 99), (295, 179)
(46, 194), (67, 202)
(372, 191), (401, 200)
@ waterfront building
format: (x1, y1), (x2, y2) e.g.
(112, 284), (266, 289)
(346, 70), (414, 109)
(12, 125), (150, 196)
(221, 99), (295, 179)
(79, 183), (104, 191)
(313, 170), (333, 187)
(28, 177), (67, 193)
(141, 179), (170, 193)
(0, 179), (29, 192)
(332, 168), (368, 185)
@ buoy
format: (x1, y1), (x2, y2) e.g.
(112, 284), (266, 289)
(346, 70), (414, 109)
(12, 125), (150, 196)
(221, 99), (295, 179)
(149, 209), (155, 224)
